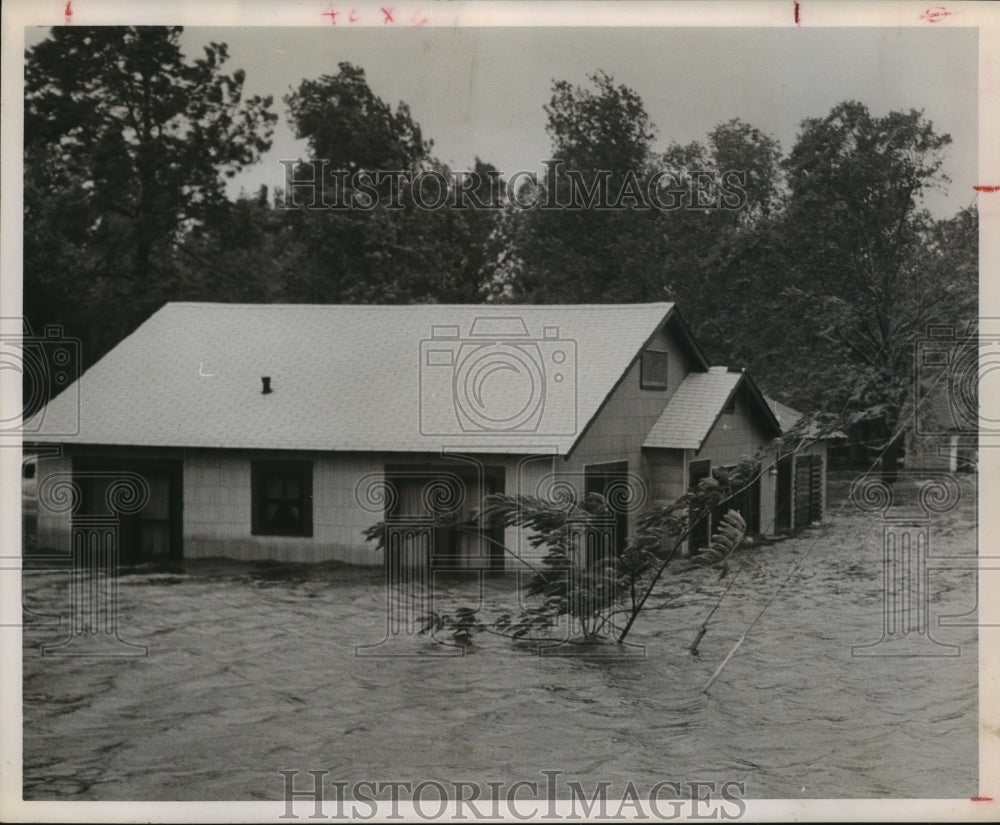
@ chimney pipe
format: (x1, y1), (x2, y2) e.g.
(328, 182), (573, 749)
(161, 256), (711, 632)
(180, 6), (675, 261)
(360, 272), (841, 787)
(262, 376), (272, 394)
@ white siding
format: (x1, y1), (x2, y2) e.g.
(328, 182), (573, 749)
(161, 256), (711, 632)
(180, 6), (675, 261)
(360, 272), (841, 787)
(183, 451), (385, 565)
(34, 452), (72, 552)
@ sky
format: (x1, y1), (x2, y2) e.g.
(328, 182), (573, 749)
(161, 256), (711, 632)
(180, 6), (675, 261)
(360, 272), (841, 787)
(170, 24), (980, 219)
(22, 23), (978, 219)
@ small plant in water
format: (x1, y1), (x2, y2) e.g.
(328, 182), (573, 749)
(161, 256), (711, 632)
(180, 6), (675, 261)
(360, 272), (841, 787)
(364, 460), (756, 649)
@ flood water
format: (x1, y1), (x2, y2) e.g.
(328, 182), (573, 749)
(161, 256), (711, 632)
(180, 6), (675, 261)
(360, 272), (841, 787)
(21, 474), (979, 801)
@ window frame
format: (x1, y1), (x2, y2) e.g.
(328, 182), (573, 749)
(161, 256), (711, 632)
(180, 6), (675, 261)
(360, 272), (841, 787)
(640, 348), (669, 390)
(251, 459), (314, 537)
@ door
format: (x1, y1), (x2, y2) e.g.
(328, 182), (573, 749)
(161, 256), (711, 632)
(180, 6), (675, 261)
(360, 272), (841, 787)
(728, 472), (761, 536)
(793, 454), (822, 529)
(775, 455), (793, 533)
(585, 461), (629, 559)
(687, 459), (712, 553)
(385, 466), (505, 571)
(73, 458), (183, 564)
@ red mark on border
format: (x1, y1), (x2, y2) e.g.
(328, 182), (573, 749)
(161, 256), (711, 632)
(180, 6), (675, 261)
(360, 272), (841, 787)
(920, 6), (954, 23)
(974, 185), (1000, 193)
(64, 0), (73, 24)
(349, 8), (359, 22)
(321, 5), (340, 24)
(410, 8), (429, 26)
(794, 1), (801, 26)
(972, 797), (994, 802)
(381, 6), (395, 23)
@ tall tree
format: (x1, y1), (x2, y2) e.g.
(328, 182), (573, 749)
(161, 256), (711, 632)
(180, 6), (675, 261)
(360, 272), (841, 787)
(774, 101), (966, 468)
(281, 63), (501, 303)
(24, 26), (276, 363)
(506, 71), (668, 303)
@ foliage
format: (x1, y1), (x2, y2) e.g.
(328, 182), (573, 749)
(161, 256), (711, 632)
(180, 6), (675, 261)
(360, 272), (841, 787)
(363, 460), (757, 648)
(24, 26), (277, 368)
(503, 71), (668, 303)
(772, 102), (973, 464)
(277, 64), (503, 304)
(24, 32), (977, 472)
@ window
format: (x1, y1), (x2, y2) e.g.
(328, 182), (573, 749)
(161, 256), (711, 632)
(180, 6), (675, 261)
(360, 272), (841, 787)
(252, 460), (313, 537)
(640, 348), (669, 390)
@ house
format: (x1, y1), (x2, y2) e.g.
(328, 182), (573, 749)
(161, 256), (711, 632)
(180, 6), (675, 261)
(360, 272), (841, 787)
(905, 381), (978, 472)
(766, 398), (834, 532)
(26, 302), (826, 570)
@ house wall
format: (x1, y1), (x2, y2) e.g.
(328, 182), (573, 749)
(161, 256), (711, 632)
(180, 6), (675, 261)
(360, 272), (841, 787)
(34, 451), (72, 552)
(561, 323), (694, 534)
(34, 446), (557, 569)
(183, 450), (381, 565)
(694, 385), (771, 466)
(185, 449), (560, 569)
(692, 385), (778, 534)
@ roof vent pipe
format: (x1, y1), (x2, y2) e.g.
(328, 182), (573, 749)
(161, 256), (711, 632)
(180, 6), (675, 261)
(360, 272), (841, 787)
(262, 376), (272, 394)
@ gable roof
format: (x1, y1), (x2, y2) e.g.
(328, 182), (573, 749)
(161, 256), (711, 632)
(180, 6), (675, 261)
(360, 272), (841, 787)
(766, 397), (846, 440)
(643, 367), (780, 450)
(28, 302), (698, 455)
(768, 398), (805, 430)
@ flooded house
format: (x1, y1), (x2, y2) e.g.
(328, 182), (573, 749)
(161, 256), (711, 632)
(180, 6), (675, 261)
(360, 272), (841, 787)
(26, 302), (828, 569)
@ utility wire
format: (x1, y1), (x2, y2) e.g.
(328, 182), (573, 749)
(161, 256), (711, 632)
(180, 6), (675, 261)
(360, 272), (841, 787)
(701, 323), (974, 693)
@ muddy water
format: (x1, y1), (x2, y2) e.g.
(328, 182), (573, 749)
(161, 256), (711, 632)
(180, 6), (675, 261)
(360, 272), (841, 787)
(22, 477), (979, 800)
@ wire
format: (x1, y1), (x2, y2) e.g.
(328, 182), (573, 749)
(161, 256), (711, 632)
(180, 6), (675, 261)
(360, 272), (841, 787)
(699, 321), (974, 693)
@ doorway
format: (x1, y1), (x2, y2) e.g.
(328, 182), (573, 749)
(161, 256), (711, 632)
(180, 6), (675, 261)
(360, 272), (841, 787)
(72, 458), (183, 564)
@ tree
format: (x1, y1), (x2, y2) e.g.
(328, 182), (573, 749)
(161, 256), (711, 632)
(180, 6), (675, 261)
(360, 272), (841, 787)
(505, 71), (669, 303)
(278, 64), (505, 304)
(364, 461), (755, 649)
(657, 120), (785, 370)
(285, 63), (427, 173)
(774, 101), (966, 472)
(24, 26), (277, 365)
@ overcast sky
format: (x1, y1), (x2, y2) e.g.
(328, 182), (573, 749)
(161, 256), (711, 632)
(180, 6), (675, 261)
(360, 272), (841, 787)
(179, 25), (977, 219)
(26, 24), (978, 219)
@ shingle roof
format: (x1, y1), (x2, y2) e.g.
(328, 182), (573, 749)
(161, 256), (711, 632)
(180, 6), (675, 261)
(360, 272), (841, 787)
(642, 367), (743, 450)
(28, 302), (684, 454)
